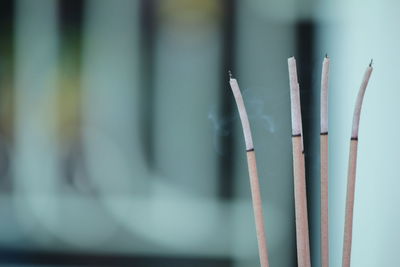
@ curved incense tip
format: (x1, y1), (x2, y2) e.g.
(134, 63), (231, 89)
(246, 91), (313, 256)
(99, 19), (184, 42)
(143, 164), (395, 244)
(351, 65), (373, 138)
(229, 78), (254, 151)
(228, 70), (233, 79)
(369, 59), (373, 67)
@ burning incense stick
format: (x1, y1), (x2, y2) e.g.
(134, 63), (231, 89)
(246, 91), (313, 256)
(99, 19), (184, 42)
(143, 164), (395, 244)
(229, 71), (270, 267)
(320, 55), (330, 267)
(342, 61), (373, 267)
(288, 57), (311, 267)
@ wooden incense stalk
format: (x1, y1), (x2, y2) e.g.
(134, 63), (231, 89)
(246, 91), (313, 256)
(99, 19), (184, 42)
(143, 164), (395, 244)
(342, 61), (373, 267)
(229, 72), (270, 267)
(320, 55), (330, 267)
(288, 57), (311, 267)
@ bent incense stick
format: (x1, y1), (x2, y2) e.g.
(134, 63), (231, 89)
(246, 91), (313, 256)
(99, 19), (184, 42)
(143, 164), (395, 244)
(229, 71), (270, 267)
(320, 55), (330, 267)
(342, 61), (373, 267)
(288, 57), (311, 267)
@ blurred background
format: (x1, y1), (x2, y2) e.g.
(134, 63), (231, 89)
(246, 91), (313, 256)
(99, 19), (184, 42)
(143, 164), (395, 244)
(0, 0), (397, 266)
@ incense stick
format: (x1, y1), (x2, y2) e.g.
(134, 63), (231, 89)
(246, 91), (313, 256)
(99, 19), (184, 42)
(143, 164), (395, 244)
(320, 55), (330, 267)
(288, 57), (311, 267)
(229, 72), (270, 267)
(342, 61), (373, 267)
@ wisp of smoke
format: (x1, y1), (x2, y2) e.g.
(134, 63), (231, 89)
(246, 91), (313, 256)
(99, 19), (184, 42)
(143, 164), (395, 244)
(207, 87), (276, 155)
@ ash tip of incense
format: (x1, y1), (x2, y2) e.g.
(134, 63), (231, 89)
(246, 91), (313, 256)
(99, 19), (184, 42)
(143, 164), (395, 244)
(288, 57), (296, 70)
(369, 59), (373, 67)
(325, 53), (328, 58)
